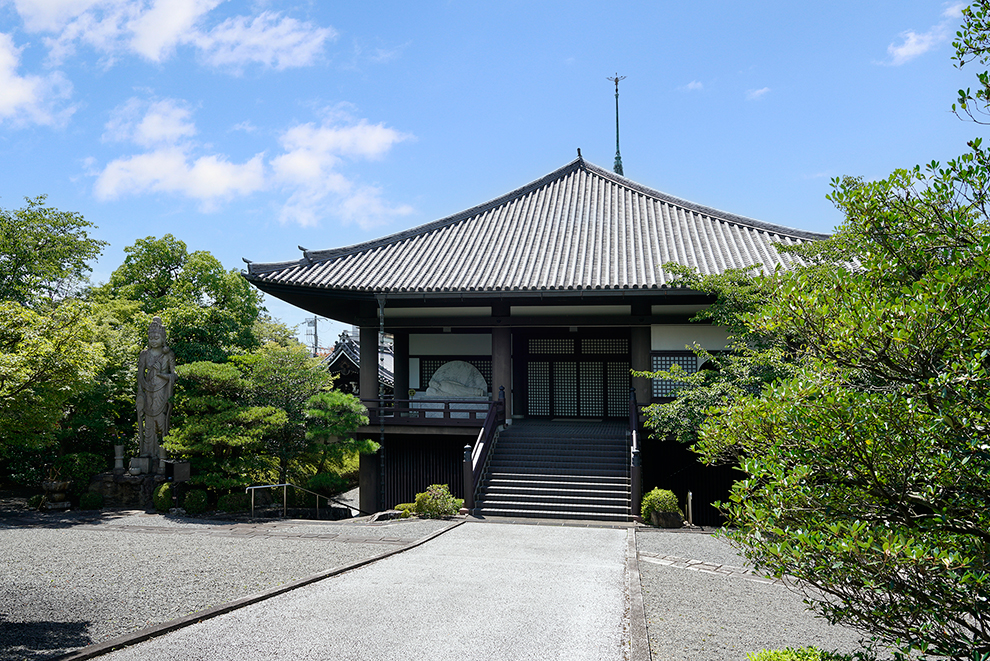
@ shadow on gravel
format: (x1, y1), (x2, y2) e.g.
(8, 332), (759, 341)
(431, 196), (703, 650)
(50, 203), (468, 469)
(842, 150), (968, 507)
(0, 617), (92, 661)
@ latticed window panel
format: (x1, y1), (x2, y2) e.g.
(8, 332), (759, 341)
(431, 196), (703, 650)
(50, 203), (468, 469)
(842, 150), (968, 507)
(579, 362), (603, 417)
(651, 353), (698, 398)
(420, 358), (492, 393)
(581, 338), (629, 355)
(554, 362), (579, 417)
(528, 338), (576, 354)
(528, 361), (551, 416)
(607, 361), (631, 417)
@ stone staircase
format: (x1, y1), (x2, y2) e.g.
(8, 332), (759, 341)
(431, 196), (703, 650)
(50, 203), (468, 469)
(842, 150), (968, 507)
(472, 420), (632, 521)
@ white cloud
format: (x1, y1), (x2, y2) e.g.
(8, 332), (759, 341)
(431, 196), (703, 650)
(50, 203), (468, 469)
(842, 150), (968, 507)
(746, 87), (770, 100)
(685, 80), (703, 91)
(272, 114), (413, 228)
(95, 146), (265, 209)
(883, 4), (964, 66)
(194, 11), (336, 70)
(127, 0), (221, 62)
(0, 32), (74, 125)
(93, 98), (412, 224)
(103, 97), (196, 146)
(12, 0), (334, 70)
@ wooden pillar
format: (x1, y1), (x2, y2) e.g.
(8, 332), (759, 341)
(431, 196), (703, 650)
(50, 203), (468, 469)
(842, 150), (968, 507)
(359, 448), (381, 514)
(492, 326), (511, 417)
(631, 326), (651, 406)
(392, 331), (409, 401)
(359, 326), (378, 401)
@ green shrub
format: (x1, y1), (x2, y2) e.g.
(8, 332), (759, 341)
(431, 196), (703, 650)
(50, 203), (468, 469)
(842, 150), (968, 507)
(640, 487), (683, 521)
(748, 648), (822, 661)
(27, 494), (43, 509)
(305, 472), (348, 496)
(217, 492), (251, 512)
(394, 502), (415, 518)
(153, 483), (173, 511)
(78, 492), (103, 510)
(54, 452), (107, 499)
(746, 648), (879, 661)
(183, 490), (208, 514)
(413, 484), (459, 518)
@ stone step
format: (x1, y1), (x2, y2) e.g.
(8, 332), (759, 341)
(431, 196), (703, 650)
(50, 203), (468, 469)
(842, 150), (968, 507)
(473, 507), (634, 522)
(484, 473), (630, 486)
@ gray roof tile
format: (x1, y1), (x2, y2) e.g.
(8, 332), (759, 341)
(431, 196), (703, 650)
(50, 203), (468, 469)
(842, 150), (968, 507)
(246, 158), (826, 293)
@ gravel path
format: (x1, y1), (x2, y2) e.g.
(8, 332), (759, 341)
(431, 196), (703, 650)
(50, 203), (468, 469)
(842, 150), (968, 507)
(0, 509), (453, 661)
(636, 528), (883, 661)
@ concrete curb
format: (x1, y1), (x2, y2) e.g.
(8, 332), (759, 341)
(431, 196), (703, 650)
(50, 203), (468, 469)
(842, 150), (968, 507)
(57, 519), (465, 660)
(626, 529), (653, 660)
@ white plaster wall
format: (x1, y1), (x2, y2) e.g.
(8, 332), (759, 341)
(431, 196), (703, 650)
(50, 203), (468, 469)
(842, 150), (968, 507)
(651, 325), (730, 351)
(409, 333), (493, 355)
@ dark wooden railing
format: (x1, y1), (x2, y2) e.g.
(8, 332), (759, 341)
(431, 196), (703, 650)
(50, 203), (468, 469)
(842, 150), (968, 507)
(362, 396), (494, 427)
(629, 387), (643, 520)
(463, 386), (506, 511)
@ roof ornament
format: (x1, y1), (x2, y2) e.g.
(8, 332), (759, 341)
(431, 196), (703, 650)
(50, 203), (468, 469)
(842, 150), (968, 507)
(607, 73), (626, 176)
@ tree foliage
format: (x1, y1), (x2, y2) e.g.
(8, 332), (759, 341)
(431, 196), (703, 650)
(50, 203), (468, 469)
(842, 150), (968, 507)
(96, 234), (263, 363)
(164, 361), (286, 491)
(304, 390), (375, 462)
(0, 299), (107, 452)
(0, 196), (106, 307)
(232, 342), (336, 484)
(686, 156), (990, 659)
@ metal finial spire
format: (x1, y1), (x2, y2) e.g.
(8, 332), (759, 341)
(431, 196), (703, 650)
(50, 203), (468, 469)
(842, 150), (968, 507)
(607, 73), (626, 175)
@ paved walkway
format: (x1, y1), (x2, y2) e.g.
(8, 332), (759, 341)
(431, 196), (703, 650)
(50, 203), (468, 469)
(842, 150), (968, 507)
(90, 521), (636, 661)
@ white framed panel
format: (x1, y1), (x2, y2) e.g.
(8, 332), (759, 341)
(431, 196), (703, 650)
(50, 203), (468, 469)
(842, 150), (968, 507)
(651, 325), (730, 351)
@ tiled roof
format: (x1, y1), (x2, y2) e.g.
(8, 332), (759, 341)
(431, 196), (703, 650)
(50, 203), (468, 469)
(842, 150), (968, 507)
(245, 158), (826, 293)
(322, 332), (394, 386)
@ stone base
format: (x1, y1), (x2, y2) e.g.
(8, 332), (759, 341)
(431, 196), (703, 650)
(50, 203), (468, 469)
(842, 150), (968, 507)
(41, 500), (72, 511)
(89, 472), (166, 509)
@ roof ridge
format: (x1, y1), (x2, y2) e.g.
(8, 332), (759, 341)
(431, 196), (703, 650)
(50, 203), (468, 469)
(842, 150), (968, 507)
(245, 157), (828, 277)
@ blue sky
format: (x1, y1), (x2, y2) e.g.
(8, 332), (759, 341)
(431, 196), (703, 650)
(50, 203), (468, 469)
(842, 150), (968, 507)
(0, 1), (979, 346)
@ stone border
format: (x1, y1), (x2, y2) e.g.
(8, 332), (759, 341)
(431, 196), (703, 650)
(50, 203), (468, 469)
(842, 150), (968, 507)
(626, 530), (653, 661)
(57, 520), (465, 661)
(637, 550), (780, 585)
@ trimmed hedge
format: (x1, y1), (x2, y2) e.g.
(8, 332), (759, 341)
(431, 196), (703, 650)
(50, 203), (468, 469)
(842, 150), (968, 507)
(184, 490), (208, 514)
(640, 487), (683, 521)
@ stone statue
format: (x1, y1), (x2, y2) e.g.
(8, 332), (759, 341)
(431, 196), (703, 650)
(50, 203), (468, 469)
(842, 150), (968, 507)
(425, 361), (487, 398)
(133, 317), (176, 474)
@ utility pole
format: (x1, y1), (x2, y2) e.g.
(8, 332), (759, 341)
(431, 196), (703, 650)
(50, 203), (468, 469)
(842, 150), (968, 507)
(305, 316), (320, 356)
(607, 73), (626, 176)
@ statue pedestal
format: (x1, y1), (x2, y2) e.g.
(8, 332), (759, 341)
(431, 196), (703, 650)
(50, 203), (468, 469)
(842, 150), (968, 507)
(89, 472), (166, 509)
(128, 457), (151, 475)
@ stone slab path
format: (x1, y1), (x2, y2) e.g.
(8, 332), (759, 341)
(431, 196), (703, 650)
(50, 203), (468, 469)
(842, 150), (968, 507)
(95, 521), (633, 661)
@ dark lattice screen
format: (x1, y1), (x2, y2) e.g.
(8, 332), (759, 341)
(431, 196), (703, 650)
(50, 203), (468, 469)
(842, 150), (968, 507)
(582, 338), (629, 354)
(606, 361), (631, 417)
(529, 338), (575, 354)
(651, 353), (698, 398)
(580, 362), (603, 417)
(419, 358), (492, 393)
(555, 362), (578, 417)
(528, 361), (550, 415)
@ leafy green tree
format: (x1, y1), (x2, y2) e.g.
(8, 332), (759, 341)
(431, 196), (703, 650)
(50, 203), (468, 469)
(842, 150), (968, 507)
(165, 361), (286, 491)
(304, 391), (375, 467)
(0, 196), (106, 306)
(233, 342), (336, 484)
(688, 156), (990, 658)
(0, 299), (107, 453)
(96, 234), (263, 363)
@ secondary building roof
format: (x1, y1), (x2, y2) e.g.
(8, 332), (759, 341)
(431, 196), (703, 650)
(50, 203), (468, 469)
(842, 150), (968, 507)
(245, 156), (825, 302)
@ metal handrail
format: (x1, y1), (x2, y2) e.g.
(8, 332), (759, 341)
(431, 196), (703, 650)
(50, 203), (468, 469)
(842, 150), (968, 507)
(245, 483), (371, 519)
(629, 388), (643, 519)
